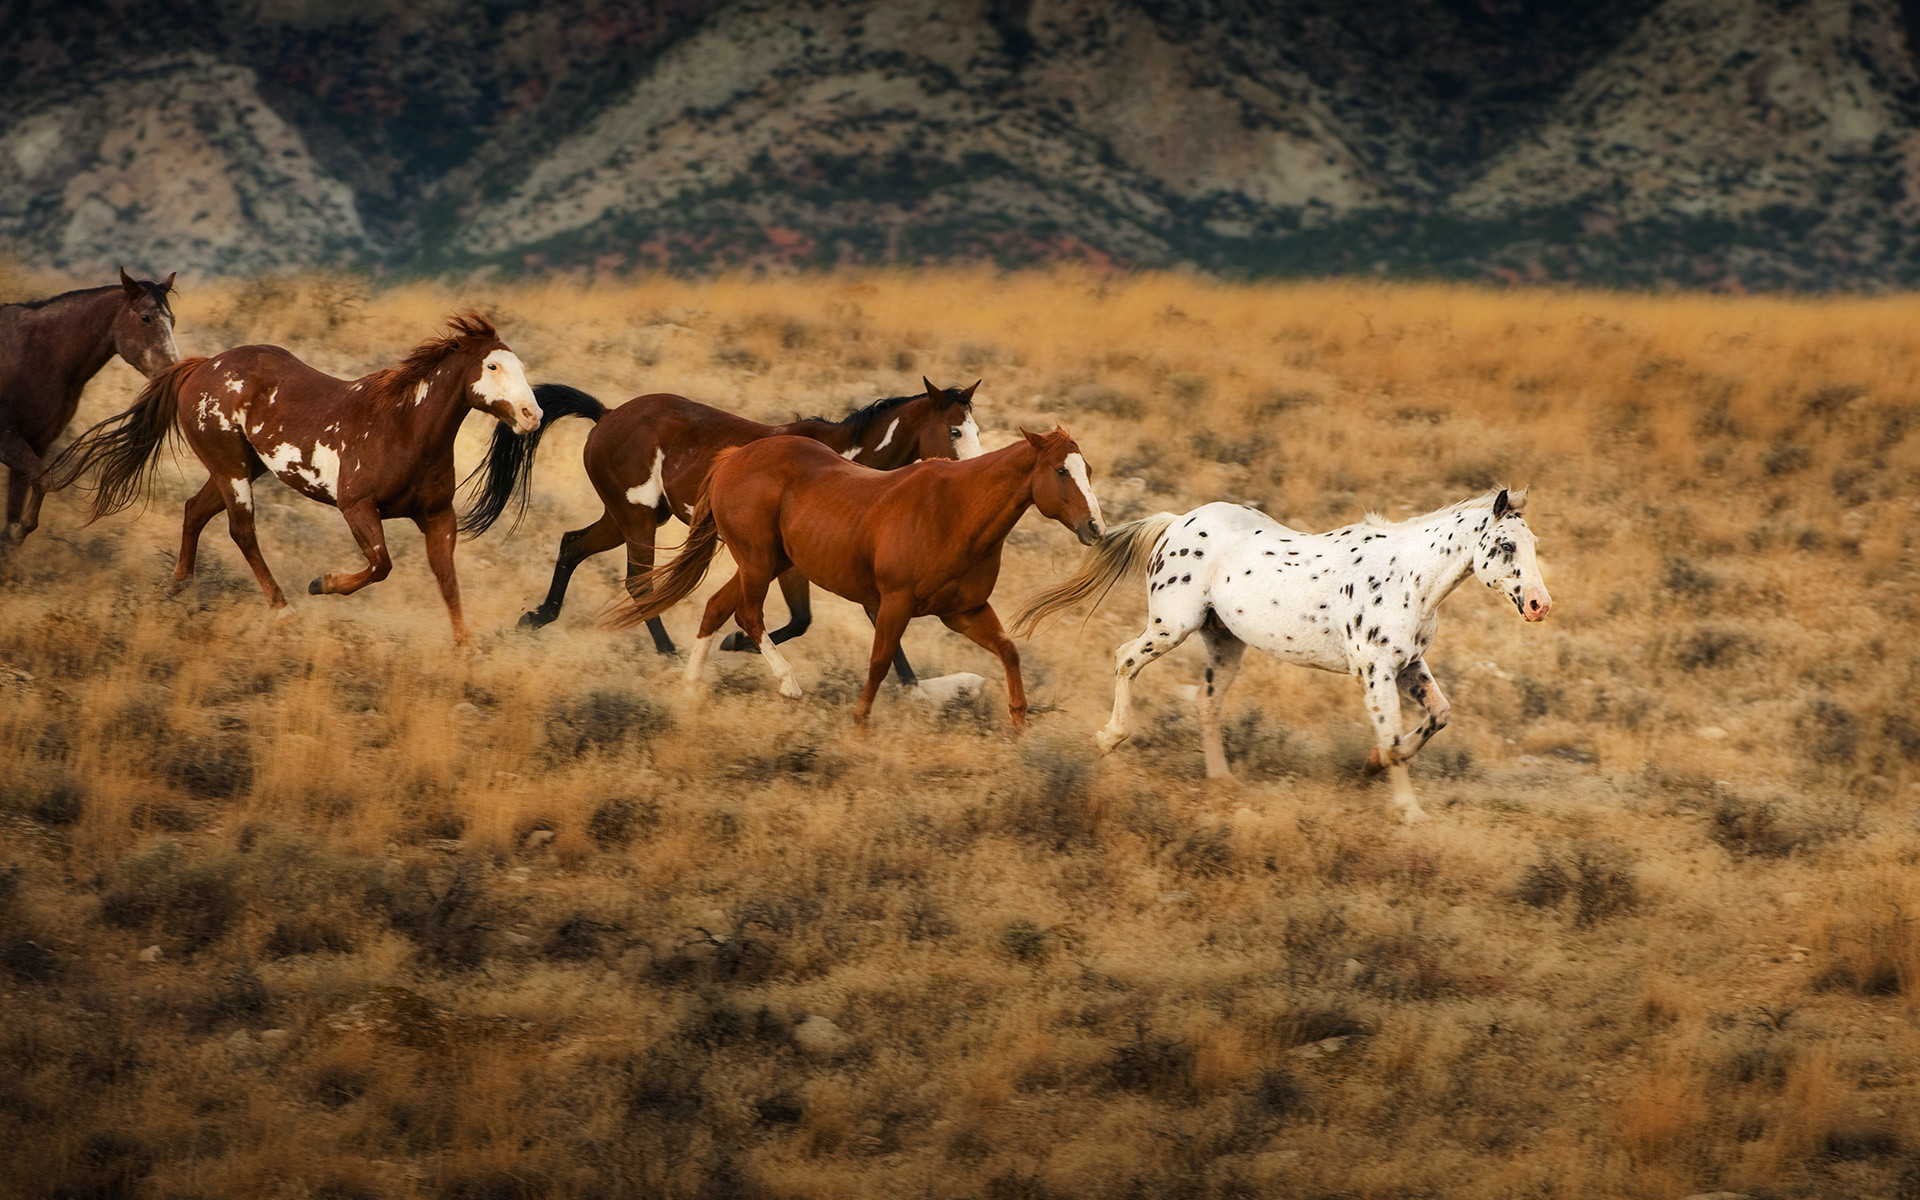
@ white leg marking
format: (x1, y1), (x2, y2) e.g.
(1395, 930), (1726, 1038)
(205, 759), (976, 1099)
(760, 638), (804, 699)
(231, 477), (252, 510)
(682, 632), (714, 693)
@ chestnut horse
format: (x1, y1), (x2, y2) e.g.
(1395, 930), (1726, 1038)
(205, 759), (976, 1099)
(0, 269), (178, 545)
(51, 313), (539, 642)
(459, 377), (980, 679)
(618, 428), (1104, 726)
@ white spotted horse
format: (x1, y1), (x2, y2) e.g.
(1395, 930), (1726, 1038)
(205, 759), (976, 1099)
(51, 313), (539, 642)
(1013, 488), (1552, 823)
(458, 376), (982, 684)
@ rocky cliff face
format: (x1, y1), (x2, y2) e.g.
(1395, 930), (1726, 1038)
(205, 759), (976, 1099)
(3, 0), (1917, 289)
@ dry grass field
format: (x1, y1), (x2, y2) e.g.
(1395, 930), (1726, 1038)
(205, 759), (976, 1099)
(2, 269), (1918, 1200)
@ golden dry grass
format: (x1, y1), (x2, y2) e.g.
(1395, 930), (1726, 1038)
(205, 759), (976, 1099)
(2, 269), (1919, 1200)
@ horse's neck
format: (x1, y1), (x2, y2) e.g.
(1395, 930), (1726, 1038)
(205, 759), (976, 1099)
(398, 361), (477, 457)
(952, 441), (1037, 551)
(24, 290), (120, 392)
(779, 415), (854, 453)
(1392, 514), (1481, 611)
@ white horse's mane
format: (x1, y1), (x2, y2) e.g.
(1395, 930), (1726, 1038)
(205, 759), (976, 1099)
(1361, 487), (1515, 528)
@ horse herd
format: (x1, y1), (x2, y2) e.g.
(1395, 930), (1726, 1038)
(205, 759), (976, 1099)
(5, 275), (1554, 822)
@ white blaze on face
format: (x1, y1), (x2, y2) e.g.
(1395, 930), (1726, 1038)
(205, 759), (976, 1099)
(471, 349), (540, 432)
(625, 448), (667, 509)
(1063, 452), (1103, 530)
(954, 412), (982, 459)
(231, 477), (252, 510)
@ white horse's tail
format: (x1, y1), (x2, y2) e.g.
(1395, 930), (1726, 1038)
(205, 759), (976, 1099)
(1010, 512), (1178, 637)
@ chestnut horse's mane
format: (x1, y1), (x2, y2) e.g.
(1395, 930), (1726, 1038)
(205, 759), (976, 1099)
(360, 311), (499, 408)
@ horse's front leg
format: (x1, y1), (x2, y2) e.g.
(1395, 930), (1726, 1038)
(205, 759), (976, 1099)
(1394, 659), (1450, 760)
(413, 506), (468, 645)
(855, 593), (916, 723)
(0, 432), (48, 545)
(940, 603), (1025, 730)
(1358, 659), (1428, 825)
(310, 499), (391, 597)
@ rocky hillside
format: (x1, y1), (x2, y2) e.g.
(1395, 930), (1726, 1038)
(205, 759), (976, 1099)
(3, 0), (1918, 289)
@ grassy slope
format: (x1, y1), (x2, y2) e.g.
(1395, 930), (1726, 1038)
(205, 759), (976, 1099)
(2, 271), (1917, 1199)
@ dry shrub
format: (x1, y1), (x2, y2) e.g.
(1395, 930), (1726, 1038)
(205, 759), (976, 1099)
(1811, 875), (1920, 1000)
(98, 841), (242, 953)
(367, 860), (495, 970)
(1516, 838), (1638, 927)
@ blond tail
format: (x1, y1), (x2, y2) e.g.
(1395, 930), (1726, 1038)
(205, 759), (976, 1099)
(1009, 513), (1177, 638)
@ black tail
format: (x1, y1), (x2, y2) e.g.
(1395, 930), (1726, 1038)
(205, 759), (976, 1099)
(48, 356), (204, 521)
(457, 382), (608, 538)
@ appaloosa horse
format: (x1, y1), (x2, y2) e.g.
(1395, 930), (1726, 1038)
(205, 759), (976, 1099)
(619, 428), (1104, 727)
(0, 269), (178, 545)
(459, 376), (981, 679)
(1013, 488), (1552, 822)
(52, 313), (539, 642)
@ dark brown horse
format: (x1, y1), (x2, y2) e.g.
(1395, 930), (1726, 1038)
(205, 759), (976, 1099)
(618, 428), (1105, 726)
(0, 269), (178, 545)
(51, 313), (539, 642)
(460, 376), (980, 678)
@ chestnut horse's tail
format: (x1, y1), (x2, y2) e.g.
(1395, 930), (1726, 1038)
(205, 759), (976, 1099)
(1009, 512), (1179, 638)
(457, 382), (609, 537)
(607, 450), (731, 631)
(47, 356), (205, 521)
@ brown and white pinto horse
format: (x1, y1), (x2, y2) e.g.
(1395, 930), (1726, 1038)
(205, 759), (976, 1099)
(52, 313), (539, 642)
(617, 428), (1104, 727)
(0, 269), (178, 545)
(460, 377), (980, 676)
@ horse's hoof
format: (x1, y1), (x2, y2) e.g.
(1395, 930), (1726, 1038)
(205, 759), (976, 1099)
(719, 632), (759, 654)
(1363, 748), (1386, 777)
(1094, 727), (1128, 754)
(517, 610), (549, 631)
(307, 576), (324, 595)
(273, 606), (300, 624)
(164, 576), (190, 597)
(779, 682), (804, 700)
(1400, 807), (1430, 826)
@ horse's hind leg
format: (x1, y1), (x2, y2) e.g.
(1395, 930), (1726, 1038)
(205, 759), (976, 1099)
(682, 572), (744, 694)
(1196, 615), (1248, 780)
(521, 510), (622, 630)
(616, 507), (676, 655)
(0, 434), (47, 544)
(859, 601), (918, 687)
(732, 569), (803, 700)
(167, 479), (226, 595)
(216, 477), (290, 615)
(1096, 590), (1204, 754)
(722, 568), (812, 653)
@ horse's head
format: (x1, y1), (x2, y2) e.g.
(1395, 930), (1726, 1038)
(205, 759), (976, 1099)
(1471, 488), (1552, 622)
(914, 376), (983, 461)
(449, 313), (541, 434)
(1023, 426), (1105, 546)
(111, 268), (179, 378)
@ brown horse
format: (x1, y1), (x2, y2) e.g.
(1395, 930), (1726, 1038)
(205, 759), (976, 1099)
(617, 428), (1105, 726)
(0, 269), (178, 545)
(51, 313), (539, 642)
(460, 377), (980, 678)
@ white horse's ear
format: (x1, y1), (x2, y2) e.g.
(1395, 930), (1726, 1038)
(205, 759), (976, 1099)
(1508, 486), (1528, 513)
(1493, 488), (1512, 518)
